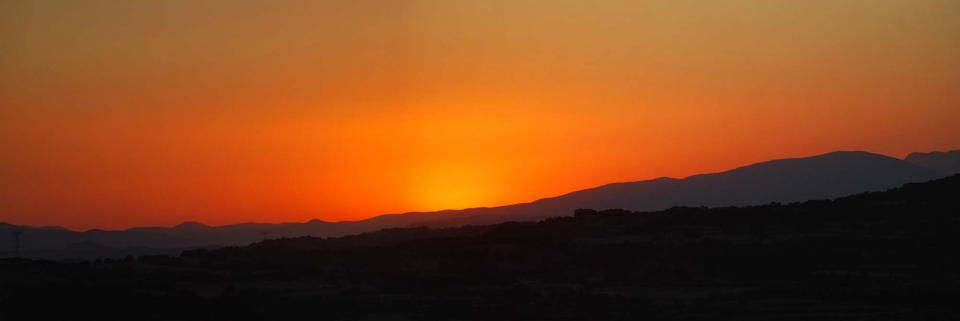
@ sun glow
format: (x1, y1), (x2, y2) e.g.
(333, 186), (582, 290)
(413, 164), (498, 211)
(2, 1), (959, 229)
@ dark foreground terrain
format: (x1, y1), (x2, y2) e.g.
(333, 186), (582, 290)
(2, 175), (960, 320)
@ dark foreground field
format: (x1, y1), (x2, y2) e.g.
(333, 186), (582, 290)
(2, 175), (959, 321)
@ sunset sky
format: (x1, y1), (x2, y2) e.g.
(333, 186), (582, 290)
(2, 0), (959, 230)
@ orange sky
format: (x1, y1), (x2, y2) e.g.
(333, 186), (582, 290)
(2, 0), (959, 230)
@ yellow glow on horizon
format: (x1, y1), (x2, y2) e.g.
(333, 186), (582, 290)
(412, 164), (498, 211)
(1, 0), (959, 229)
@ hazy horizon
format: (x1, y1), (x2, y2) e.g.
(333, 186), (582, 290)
(3, 0), (959, 229)
(2, 148), (955, 231)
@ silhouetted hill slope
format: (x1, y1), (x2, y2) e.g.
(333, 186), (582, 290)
(906, 150), (960, 175)
(409, 151), (943, 227)
(2, 150), (953, 259)
(3, 175), (959, 320)
(246, 173), (960, 251)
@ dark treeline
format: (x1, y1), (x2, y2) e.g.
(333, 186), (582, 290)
(2, 175), (960, 320)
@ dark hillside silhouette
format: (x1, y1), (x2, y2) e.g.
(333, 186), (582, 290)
(2, 150), (956, 259)
(2, 174), (959, 320)
(412, 150), (944, 227)
(905, 150), (960, 175)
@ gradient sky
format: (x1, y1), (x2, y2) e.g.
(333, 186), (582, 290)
(2, 0), (959, 230)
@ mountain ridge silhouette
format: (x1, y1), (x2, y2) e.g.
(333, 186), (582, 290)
(2, 149), (957, 259)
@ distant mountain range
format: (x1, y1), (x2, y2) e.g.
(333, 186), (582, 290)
(6, 167), (960, 320)
(2, 149), (958, 259)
